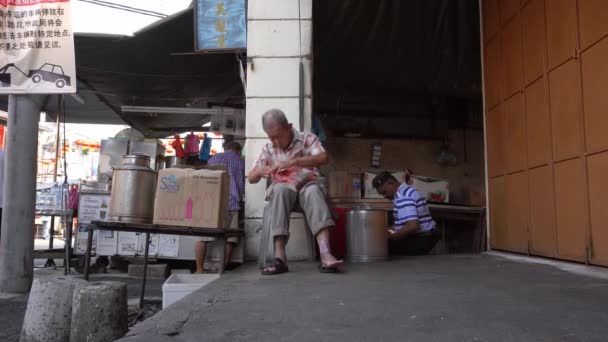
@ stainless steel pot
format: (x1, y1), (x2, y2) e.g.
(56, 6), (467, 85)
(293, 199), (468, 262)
(165, 156), (183, 168)
(346, 209), (389, 262)
(108, 154), (157, 223)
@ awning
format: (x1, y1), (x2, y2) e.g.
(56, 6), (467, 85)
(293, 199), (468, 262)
(1, 7), (244, 138)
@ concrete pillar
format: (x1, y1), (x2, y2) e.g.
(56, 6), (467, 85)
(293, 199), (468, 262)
(70, 281), (128, 342)
(0, 95), (45, 293)
(20, 276), (86, 342)
(244, 0), (313, 260)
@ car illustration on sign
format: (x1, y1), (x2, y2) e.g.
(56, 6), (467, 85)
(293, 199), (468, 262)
(0, 63), (71, 88)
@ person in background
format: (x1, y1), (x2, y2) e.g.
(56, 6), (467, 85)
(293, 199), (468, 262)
(248, 108), (343, 275)
(194, 141), (245, 272)
(0, 149), (4, 241)
(372, 171), (439, 255)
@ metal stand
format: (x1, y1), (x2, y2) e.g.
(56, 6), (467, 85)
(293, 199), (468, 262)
(44, 218), (56, 267)
(83, 228), (94, 281)
(64, 217), (72, 275)
(139, 232), (150, 310)
(83, 221), (243, 310)
(218, 237), (226, 275)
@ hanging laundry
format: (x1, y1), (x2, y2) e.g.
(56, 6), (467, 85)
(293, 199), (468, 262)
(171, 134), (186, 159)
(199, 133), (212, 161)
(185, 132), (200, 155)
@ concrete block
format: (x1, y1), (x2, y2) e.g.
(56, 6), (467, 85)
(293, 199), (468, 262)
(70, 281), (128, 342)
(128, 263), (169, 279)
(247, 20), (312, 57)
(245, 97), (311, 138)
(285, 218), (314, 261)
(248, 0), (312, 19)
(244, 218), (263, 261)
(244, 217), (313, 262)
(246, 58), (312, 98)
(20, 276), (86, 342)
(245, 181), (267, 218)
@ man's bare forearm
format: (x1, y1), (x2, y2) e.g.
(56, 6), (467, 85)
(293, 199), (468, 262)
(292, 152), (328, 168)
(390, 221), (421, 240)
(247, 168), (264, 184)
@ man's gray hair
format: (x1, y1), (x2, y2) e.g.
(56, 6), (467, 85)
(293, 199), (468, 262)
(262, 108), (290, 130)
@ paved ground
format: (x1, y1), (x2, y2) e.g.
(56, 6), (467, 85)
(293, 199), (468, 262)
(0, 268), (165, 342)
(0, 293), (28, 342)
(119, 254), (608, 342)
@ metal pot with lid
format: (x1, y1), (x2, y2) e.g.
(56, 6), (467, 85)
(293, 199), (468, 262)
(346, 208), (389, 262)
(165, 156), (184, 169)
(108, 154), (157, 223)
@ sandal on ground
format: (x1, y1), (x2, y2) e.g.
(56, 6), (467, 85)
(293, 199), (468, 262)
(261, 257), (289, 275)
(224, 262), (241, 271)
(318, 260), (344, 274)
(318, 265), (339, 273)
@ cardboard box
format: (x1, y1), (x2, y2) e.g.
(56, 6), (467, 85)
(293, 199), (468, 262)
(328, 171), (354, 198)
(362, 170), (406, 199)
(153, 168), (229, 228)
(362, 170), (449, 202)
(410, 175), (449, 203)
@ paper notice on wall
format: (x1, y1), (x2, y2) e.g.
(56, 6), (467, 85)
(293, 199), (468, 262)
(117, 232), (138, 256)
(96, 229), (117, 256)
(0, 0), (77, 94)
(74, 223), (96, 254)
(158, 234), (179, 257)
(137, 233), (159, 256)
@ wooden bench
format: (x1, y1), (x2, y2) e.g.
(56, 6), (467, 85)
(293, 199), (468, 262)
(85, 220), (243, 309)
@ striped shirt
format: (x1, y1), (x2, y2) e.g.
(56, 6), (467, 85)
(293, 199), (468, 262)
(393, 183), (436, 233)
(207, 150), (245, 211)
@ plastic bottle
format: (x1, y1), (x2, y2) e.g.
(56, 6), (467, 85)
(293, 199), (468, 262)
(352, 177), (361, 199)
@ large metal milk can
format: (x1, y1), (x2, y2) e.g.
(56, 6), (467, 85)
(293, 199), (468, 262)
(108, 154), (157, 223)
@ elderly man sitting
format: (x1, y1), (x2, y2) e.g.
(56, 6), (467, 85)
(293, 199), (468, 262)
(248, 109), (343, 275)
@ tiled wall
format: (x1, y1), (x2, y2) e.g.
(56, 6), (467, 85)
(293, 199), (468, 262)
(243, 0), (313, 260)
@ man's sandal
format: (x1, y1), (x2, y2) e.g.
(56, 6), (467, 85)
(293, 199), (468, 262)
(318, 260), (344, 274)
(318, 265), (339, 273)
(261, 257), (289, 275)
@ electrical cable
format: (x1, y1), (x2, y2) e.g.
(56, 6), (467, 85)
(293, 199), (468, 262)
(77, 0), (167, 18)
(60, 94), (71, 274)
(297, 0), (304, 131)
(78, 0), (166, 17)
(83, 0), (167, 17)
(78, 66), (236, 79)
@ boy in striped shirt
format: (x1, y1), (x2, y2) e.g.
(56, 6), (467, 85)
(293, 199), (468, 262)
(372, 171), (439, 255)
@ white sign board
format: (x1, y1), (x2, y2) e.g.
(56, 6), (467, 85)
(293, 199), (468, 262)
(137, 233), (159, 256)
(158, 234), (179, 257)
(95, 229), (117, 256)
(75, 192), (111, 255)
(0, 0), (76, 94)
(117, 232), (138, 256)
